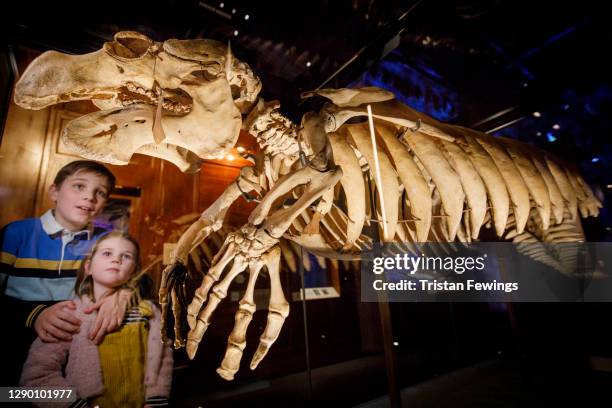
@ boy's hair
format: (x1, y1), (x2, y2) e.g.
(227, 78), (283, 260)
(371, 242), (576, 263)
(75, 231), (146, 302)
(53, 160), (116, 193)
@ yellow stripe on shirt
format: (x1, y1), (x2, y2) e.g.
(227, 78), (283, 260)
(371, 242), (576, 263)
(13, 258), (82, 270)
(1, 251), (17, 265)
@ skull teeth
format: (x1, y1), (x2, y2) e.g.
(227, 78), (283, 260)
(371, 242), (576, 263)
(121, 83), (191, 114)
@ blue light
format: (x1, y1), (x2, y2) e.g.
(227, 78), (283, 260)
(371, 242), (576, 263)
(546, 132), (557, 142)
(591, 157), (600, 163)
(350, 54), (461, 121)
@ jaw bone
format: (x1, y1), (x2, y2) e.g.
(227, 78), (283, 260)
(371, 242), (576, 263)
(60, 76), (241, 162)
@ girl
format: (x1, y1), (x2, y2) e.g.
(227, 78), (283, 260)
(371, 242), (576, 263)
(20, 231), (173, 408)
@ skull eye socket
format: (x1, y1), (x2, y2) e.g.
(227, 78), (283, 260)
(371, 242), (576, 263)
(191, 70), (219, 82)
(104, 31), (152, 61)
(230, 85), (241, 100)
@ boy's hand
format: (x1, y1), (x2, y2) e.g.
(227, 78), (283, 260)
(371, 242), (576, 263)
(34, 301), (81, 343)
(83, 289), (131, 344)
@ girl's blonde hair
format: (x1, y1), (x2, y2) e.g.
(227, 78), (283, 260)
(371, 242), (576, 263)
(75, 231), (145, 303)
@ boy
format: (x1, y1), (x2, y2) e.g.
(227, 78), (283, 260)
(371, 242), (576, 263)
(0, 160), (130, 385)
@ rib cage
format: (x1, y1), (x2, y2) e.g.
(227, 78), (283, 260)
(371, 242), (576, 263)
(285, 106), (602, 262)
(502, 209), (588, 276)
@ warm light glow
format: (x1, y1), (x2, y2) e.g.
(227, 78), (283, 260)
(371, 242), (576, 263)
(607, 184), (612, 189)
(533, 111), (541, 118)
(237, 146), (246, 153)
(306, 61), (311, 67)
(552, 124), (560, 130)
(226, 154), (235, 161)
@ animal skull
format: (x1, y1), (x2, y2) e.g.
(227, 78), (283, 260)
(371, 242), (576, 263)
(15, 31), (262, 170)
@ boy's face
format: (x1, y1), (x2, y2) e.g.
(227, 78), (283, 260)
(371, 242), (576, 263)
(49, 169), (110, 232)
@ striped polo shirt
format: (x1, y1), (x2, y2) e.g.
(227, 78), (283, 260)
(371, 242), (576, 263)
(0, 210), (106, 302)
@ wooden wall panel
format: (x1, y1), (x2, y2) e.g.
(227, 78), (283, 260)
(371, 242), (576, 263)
(0, 89), (50, 226)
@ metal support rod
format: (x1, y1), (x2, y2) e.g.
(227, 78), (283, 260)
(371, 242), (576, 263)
(366, 172), (401, 408)
(299, 246), (313, 399)
(314, 0), (424, 91)
(367, 104), (389, 239)
(377, 291), (402, 408)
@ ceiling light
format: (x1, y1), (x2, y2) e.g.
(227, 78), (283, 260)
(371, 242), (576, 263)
(533, 111), (541, 118)
(244, 14), (249, 20)
(306, 61), (311, 67)
(552, 124), (560, 130)
(536, 132), (542, 136)
(547, 132), (556, 142)
(592, 157), (599, 163)
(393, 341), (399, 346)
(233, 30), (239, 36)
(232, 8), (236, 14)
(607, 184), (612, 189)
(522, 82), (529, 88)
(219, 2), (224, 7)
(563, 104), (570, 110)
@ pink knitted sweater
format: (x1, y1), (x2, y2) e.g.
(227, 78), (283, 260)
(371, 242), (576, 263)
(20, 296), (173, 407)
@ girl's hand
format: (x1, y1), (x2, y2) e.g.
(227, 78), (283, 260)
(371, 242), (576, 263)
(34, 301), (81, 342)
(83, 289), (132, 344)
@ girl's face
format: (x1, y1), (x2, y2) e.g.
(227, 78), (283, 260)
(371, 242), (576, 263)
(85, 236), (137, 290)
